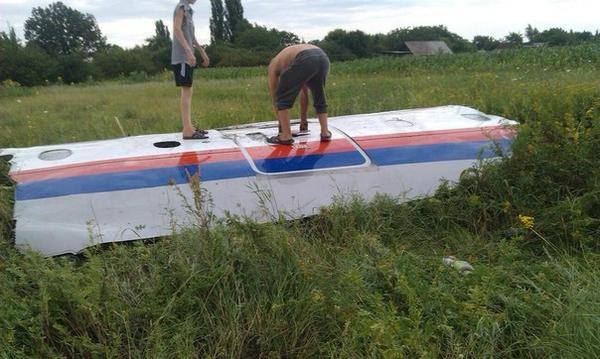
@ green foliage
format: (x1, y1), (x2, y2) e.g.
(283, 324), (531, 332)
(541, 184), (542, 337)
(210, 0), (230, 43)
(24, 1), (106, 57)
(235, 25), (299, 51)
(505, 32), (524, 46)
(0, 29), (57, 86)
(224, 0), (250, 41)
(474, 36), (501, 51)
(4, 0), (600, 82)
(313, 25), (476, 62)
(206, 42), (275, 67)
(145, 20), (172, 72)
(93, 46), (155, 80)
(324, 29), (372, 58)
(526, 24), (600, 46)
(208, 0), (299, 66)
(0, 45), (599, 356)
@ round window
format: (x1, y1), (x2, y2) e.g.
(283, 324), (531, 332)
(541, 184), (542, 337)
(39, 149), (72, 161)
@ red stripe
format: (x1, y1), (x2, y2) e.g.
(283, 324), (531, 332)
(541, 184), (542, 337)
(11, 126), (516, 184)
(355, 126), (515, 149)
(12, 149), (246, 183)
(246, 139), (356, 160)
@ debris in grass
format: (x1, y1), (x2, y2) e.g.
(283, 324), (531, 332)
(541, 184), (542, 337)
(443, 256), (474, 275)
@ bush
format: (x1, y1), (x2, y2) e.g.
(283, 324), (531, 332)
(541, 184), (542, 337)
(93, 46), (156, 80)
(0, 33), (57, 86)
(206, 42), (275, 67)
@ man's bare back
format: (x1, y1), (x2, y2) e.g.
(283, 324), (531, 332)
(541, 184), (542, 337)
(268, 44), (319, 76)
(266, 44), (331, 145)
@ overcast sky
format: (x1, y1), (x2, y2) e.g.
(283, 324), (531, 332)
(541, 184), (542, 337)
(1, 0), (599, 48)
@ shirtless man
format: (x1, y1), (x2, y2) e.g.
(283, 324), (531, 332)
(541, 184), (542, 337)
(267, 44), (331, 145)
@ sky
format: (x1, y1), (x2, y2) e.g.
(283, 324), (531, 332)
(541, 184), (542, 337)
(1, 0), (599, 48)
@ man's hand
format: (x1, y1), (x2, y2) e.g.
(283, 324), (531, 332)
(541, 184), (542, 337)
(186, 50), (197, 67)
(201, 54), (210, 68)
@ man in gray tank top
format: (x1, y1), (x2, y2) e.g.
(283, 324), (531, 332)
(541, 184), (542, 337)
(171, 0), (210, 140)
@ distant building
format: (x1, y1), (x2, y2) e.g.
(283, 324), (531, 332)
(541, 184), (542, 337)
(381, 41), (453, 56)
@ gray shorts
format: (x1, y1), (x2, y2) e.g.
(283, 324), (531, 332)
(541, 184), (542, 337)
(276, 48), (330, 114)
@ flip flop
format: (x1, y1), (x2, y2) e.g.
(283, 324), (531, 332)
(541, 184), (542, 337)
(183, 130), (209, 140)
(292, 131), (310, 138)
(267, 136), (294, 145)
(320, 131), (332, 142)
(192, 128), (209, 135)
(299, 122), (309, 132)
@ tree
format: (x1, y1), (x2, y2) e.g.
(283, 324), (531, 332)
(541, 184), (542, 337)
(572, 31), (594, 43)
(145, 20), (172, 70)
(93, 45), (155, 79)
(234, 25), (299, 51)
(210, 0), (230, 43)
(505, 32), (524, 46)
(24, 1), (106, 57)
(1, 27), (57, 86)
(537, 28), (571, 46)
(324, 29), (371, 58)
(473, 35), (500, 51)
(225, 0), (249, 42)
(525, 24), (540, 43)
(278, 30), (300, 47)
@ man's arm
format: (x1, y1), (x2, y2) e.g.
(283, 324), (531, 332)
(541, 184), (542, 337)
(193, 39), (210, 67)
(267, 62), (280, 116)
(173, 8), (196, 66)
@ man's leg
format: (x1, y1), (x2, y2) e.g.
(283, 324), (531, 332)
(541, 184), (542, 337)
(299, 86), (309, 132)
(181, 86), (195, 137)
(317, 112), (329, 137)
(276, 61), (313, 141)
(308, 83), (329, 137)
(277, 109), (293, 141)
(308, 56), (330, 138)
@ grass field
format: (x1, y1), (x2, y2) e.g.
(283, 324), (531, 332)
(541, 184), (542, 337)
(1, 44), (599, 357)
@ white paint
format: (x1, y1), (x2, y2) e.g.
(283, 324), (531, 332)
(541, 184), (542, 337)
(1, 105), (518, 256)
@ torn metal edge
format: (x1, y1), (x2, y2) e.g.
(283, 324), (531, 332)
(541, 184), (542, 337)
(0, 148), (16, 164)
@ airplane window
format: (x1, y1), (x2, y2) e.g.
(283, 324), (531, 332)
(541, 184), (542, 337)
(39, 149), (72, 161)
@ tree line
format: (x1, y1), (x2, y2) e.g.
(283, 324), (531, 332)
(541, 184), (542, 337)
(1, 1), (599, 87)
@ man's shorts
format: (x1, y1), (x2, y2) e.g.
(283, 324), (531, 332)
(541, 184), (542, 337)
(276, 48), (330, 114)
(173, 63), (194, 87)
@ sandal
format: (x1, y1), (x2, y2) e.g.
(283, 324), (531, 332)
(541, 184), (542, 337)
(183, 130), (209, 140)
(299, 121), (309, 133)
(192, 125), (209, 135)
(320, 131), (332, 142)
(267, 136), (294, 145)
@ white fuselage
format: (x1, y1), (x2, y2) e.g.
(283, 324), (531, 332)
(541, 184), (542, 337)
(1, 106), (517, 256)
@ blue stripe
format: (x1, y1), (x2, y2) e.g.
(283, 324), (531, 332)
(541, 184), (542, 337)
(15, 140), (512, 201)
(255, 151), (366, 173)
(367, 140), (512, 166)
(16, 160), (255, 201)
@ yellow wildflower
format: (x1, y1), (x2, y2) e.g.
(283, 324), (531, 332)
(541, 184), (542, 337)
(502, 201), (512, 213)
(518, 215), (535, 229)
(310, 289), (325, 303)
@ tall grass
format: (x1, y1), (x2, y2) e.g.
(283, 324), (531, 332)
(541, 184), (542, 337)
(0, 44), (599, 357)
